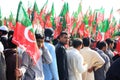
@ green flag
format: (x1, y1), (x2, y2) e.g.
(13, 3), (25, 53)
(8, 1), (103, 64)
(0, 7), (2, 19)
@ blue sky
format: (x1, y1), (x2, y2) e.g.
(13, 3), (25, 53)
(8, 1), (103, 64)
(0, 0), (120, 20)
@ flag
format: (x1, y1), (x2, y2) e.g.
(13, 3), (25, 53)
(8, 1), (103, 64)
(95, 31), (102, 41)
(8, 12), (15, 30)
(31, 1), (39, 24)
(12, 1), (40, 64)
(53, 17), (62, 39)
(45, 3), (55, 28)
(0, 7), (2, 19)
(102, 19), (109, 32)
(59, 2), (68, 30)
(96, 7), (104, 24)
(116, 38), (120, 53)
(108, 8), (113, 21)
(3, 17), (7, 26)
(71, 2), (82, 36)
(39, 0), (48, 28)
(78, 22), (85, 37)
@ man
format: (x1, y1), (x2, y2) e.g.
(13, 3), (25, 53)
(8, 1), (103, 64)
(105, 38), (114, 65)
(67, 38), (88, 80)
(0, 41), (6, 80)
(94, 41), (110, 80)
(0, 25), (9, 49)
(16, 33), (52, 80)
(106, 57), (120, 80)
(79, 37), (105, 80)
(55, 31), (69, 80)
(43, 28), (59, 80)
(4, 36), (18, 80)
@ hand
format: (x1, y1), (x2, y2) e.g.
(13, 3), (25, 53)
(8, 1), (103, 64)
(15, 68), (22, 78)
(88, 66), (95, 73)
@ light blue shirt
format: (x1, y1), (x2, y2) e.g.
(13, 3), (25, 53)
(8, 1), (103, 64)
(43, 42), (59, 80)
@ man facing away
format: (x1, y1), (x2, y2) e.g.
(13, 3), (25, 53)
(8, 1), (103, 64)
(79, 37), (105, 80)
(94, 41), (110, 80)
(67, 38), (88, 80)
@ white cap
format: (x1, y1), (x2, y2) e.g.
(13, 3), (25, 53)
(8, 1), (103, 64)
(0, 25), (8, 32)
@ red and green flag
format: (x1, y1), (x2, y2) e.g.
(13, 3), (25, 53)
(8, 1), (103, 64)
(32, 1), (39, 24)
(96, 7), (104, 24)
(45, 3), (55, 28)
(39, 0), (48, 28)
(8, 12), (15, 30)
(53, 16), (62, 39)
(12, 1), (40, 64)
(3, 17), (7, 26)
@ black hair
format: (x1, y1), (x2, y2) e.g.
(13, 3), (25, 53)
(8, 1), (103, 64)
(97, 41), (107, 50)
(96, 41), (100, 48)
(0, 30), (8, 35)
(35, 33), (44, 39)
(72, 38), (83, 48)
(59, 31), (68, 38)
(105, 38), (114, 46)
(82, 37), (90, 47)
(44, 28), (54, 42)
(8, 30), (14, 38)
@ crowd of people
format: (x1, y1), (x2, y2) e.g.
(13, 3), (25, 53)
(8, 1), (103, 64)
(0, 25), (120, 80)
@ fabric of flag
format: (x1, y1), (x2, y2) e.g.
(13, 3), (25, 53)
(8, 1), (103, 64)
(102, 19), (109, 32)
(95, 31), (102, 41)
(12, 1), (40, 64)
(53, 17), (62, 39)
(44, 3), (55, 28)
(116, 38), (120, 53)
(8, 12), (15, 30)
(32, 2), (39, 24)
(97, 7), (104, 24)
(78, 22), (85, 37)
(0, 7), (2, 19)
(3, 17), (7, 26)
(38, 0), (48, 28)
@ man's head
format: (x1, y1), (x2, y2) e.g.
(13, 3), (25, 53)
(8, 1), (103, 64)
(0, 25), (8, 36)
(105, 38), (114, 49)
(59, 31), (69, 45)
(35, 33), (44, 48)
(72, 38), (83, 50)
(82, 37), (91, 47)
(97, 41), (107, 52)
(44, 28), (54, 42)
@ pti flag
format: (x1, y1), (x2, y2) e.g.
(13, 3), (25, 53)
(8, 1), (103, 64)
(12, 1), (40, 64)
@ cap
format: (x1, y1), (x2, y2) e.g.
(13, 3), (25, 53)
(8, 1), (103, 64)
(0, 25), (8, 32)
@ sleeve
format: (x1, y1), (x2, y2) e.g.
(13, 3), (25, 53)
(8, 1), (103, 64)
(20, 52), (31, 76)
(75, 54), (88, 73)
(56, 46), (67, 79)
(42, 46), (52, 64)
(92, 51), (105, 70)
(49, 46), (59, 80)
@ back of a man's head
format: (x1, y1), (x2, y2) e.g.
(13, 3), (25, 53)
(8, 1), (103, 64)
(83, 37), (90, 47)
(105, 38), (113, 46)
(72, 38), (83, 48)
